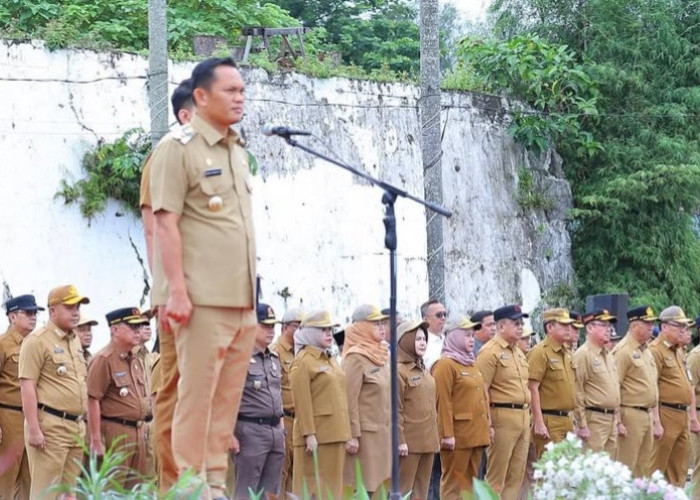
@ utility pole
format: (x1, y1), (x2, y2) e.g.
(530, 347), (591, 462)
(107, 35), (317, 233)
(148, 0), (168, 145)
(420, 0), (445, 303)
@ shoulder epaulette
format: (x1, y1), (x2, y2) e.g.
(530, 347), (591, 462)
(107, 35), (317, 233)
(171, 123), (197, 145)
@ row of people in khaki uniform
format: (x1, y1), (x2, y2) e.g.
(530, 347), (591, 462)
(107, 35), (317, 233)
(0, 288), (158, 499)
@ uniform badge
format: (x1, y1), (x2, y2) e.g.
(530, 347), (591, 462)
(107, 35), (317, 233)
(460, 372), (470, 376)
(56, 365), (67, 375)
(271, 362), (277, 372)
(500, 353), (510, 360)
(250, 358), (257, 364)
(204, 168), (222, 177)
(253, 380), (262, 390)
(550, 358), (559, 364)
(318, 366), (329, 373)
(633, 353), (641, 359)
(119, 387), (129, 397)
(410, 375), (422, 382)
(53, 346), (65, 354)
(208, 196), (223, 212)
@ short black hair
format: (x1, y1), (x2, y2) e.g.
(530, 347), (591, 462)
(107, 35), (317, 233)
(171, 78), (193, 124)
(191, 57), (238, 94)
(471, 310), (493, 323)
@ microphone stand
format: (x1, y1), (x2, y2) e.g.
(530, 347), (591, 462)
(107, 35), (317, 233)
(276, 132), (451, 500)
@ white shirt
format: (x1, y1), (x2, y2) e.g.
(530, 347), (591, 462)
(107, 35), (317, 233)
(423, 331), (444, 371)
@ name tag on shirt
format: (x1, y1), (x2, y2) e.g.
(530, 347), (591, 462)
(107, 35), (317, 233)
(204, 168), (222, 177)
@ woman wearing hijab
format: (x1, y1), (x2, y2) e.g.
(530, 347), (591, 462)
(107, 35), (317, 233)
(433, 315), (493, 498)
(342, 304), (391, 495)
(397, 319), (440, 499)
(289, 310), (351, 499)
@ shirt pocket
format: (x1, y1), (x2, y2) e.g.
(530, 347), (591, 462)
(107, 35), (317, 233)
(548, 365), (565, 380)
(592, 361), (608, 373)
(111, 370), (130, 389)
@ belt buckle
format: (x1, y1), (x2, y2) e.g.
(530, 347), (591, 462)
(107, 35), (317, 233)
(137, 421), (143, 428)
(76, 415), (84, 423)
(523, 403), (530, 410)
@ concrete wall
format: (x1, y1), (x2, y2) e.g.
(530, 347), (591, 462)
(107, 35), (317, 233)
(0, 40), (573, 349)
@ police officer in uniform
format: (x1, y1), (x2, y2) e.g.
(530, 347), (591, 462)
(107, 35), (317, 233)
(231, 303), (285, 500)
(269, 307), (304, 495)
(611, 306), (659, 477)
(573, 309), (620, 455)
(149, 57), (257, 499)
(649, 306), (695, 486)
(476, 305), (531, 500)
(0, 295), (43, 499)
(87, 308), (150, 488)
(19, 285), (89, 499)
(527, 308), (576, 459)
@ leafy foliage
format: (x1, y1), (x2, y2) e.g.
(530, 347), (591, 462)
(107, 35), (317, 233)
(455, 0), (700, 312)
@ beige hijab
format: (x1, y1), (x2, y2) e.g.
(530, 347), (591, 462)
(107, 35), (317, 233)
(342, 321), (388, 366)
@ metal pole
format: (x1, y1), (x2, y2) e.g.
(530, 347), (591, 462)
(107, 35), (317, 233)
(148, 0), (168, 145)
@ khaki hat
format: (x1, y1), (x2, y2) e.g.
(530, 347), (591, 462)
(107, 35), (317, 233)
(352, 304), (389, 322)
(659, 305), (693, 325)
(521, 326), (534, 339)
(300, 310), (339, 329)
(76, 314), (98, 327)
(281, 308), (305, 324)
(48, 285), (90, 306)
(543, 308), (576, 325)
(397, 319), (429, 342)
(445, 315), (481, 334)
(569, 310), (584, 329)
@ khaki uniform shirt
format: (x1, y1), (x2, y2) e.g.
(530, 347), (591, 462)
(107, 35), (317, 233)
(289, 346), (351, 446)
(687, 345), (700, 401)
(476, 335), (530, 406)
(87, 346), (149, 420)
(0, 327), (26, 406)
(397, 361), (440, 453)
(612, 334), (658, 408)
(269, 337), (294, 412)
(139, 152), (154, 208)
(527, 336), (575, 411)
(649, 337), (692, 406)
(150, 357), (162, 396)
(433, 358), (490, 449)
(239, 348), (283, 418)
(149, 113), (256, 308)
(572, 340), (620, 427)
(18, 321), (88, 416)
(343, 353), (391, 439)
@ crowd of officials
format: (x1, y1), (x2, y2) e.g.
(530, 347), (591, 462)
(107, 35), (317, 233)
(3, 55), (700, 500)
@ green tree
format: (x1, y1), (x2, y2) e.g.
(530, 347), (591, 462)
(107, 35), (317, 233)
(469, 0), (700, 310)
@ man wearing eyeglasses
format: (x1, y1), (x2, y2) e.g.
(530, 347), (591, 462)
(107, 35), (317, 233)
(572, 309), (621, 455)
(0, 295), (43, 498)
(649, 306), (696, 486)
(420, 300), (447, 372)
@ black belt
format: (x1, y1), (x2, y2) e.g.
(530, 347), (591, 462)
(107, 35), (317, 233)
(490, 402), (529, 410)
(585, 406), (615, 415)
(38, 403), (84, 422)
(660, 402), (688, 411)
(283, 409), (295, 418)
(541, 409), (571, 417)
(238, 415), (281, 426)
(0, 402), (23, 412)
(102, 415), (148, 428)
(622, 405), (651, 412)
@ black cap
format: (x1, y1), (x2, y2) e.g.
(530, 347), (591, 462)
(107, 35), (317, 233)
(333, 327), (345, 347)
(695, 316), (700, 328)
(627, 306), (658, 322)
(471, 310), (494, 323)
(582, 309), (617, 325)
(5, 294), (45, 314)
(493, 305), (528, 321)
(105, 307), (149, 326)
(257, 303), (279, 325)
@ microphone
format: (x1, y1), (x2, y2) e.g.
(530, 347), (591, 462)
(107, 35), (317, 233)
(261, 124), (312, 137)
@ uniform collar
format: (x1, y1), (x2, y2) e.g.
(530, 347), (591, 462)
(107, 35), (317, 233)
(625, 334), (646, 351)
(494, 334), (512, 349)
(301, 345), (331, 359)
(7, 325), (27, 344)
(48, 321), (73, 339)
(253, 345), (275, 357)
(585, 338), (606, 355)
(543, 335), (564, 352)
(278, 336), (293, 353)
(190, 113), (242, 147)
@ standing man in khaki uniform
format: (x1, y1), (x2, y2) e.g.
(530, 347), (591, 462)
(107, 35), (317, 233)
(612, 306), (659, 477)
(87, 308), (150, 488)
(476, 305), (531, 500)
(269, 307), (303, 495)
(74, 314), (97, 364)
(649, 306), (695, 486)
(231, 303), (285, 500)
(141, 79), (193, 491)
(19, 285), (89, 499)
(527, 308), (576, 459)
(573, 309), (620, 455)
(149, 57), (257, 499)
(0, 295), (43, 498)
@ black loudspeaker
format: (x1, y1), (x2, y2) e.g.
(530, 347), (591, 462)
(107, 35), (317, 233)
(585, 293), (629, 338)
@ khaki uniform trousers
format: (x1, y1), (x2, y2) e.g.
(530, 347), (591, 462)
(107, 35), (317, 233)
(399, 452), (434, 499)
(292, 442), (345, 500)
(281, 415), (294, 494)
(652, 406), (690, 487)
(25, 412), (85, 500)
(616, 407), (653, 477)
(583, 410), (616, 456)
(690, 427), (700, 499)
(143, 422), (156, 480)
(101, 419), (147, 488)
(0, 407), (30, 499)
(154, 322), (179, 491)
(172, 306), (256, 499)
(532, 414), (574, 459)
(439, 447), (482, 499)
(486, 408), (530, 500)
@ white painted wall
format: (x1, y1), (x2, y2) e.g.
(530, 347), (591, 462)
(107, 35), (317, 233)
(0, 41), (573, 349)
